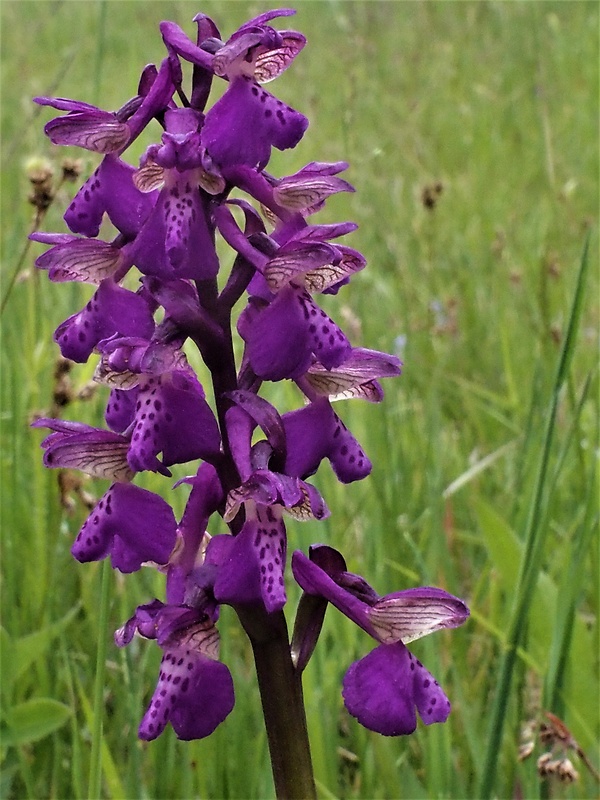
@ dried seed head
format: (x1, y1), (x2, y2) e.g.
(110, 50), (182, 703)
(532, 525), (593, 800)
(518, 741), (535, 761)
(556, 758), (579, 783)
(61, 157), (84, 182)
(25, 156), (55, 211)
(537, 753), (559, 777)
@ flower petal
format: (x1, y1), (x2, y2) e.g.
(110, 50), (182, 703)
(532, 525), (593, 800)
(214, 508), (287, 613)
(305, 347), (402, 402)
(253, 31), (306, 83)
(368, 588), (470, 645)
(283, 399), (371, 483)
(343, 643), (452, 735)
(44, 110), (130, 153)
(40, 428), (134, 481)
(202, 76), (308, 170)
(34, 236), (123, 284)
(72, 483), (177, 571)
(53, 280), (154, 363)
(64, 155), (156, 238)
(128, 372), (221, 473)
(343, 643), (419, 735)
(139, 649), (234, 741)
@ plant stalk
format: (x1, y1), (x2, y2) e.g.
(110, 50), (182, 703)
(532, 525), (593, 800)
(238, 607), (316, 800)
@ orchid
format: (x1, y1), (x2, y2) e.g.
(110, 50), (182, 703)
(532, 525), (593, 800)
(32, 7), (469, 798)
(291, 545), (469, 735)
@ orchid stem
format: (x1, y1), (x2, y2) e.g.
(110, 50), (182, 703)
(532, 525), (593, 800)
(238, 608), (316, 800)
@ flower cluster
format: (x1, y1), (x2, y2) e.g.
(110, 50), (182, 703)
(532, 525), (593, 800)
(33, 8), (468, 744)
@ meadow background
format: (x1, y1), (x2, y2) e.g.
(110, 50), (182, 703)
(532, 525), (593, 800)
(1, 1), (598, 798)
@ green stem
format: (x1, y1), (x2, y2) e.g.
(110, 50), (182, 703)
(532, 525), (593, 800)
(237, 607), (316, 800)
(88, 561), (112, 800)
(478, 236), (590, 798)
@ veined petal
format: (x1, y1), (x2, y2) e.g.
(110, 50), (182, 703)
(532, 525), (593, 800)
(38, 427), (134, 481)
(305, 347), (402, 402)
(253, 31), (306, 83)
(283, 480), (329, 521)
(44, 110), (130, 153)
(302, 246), (366, 294)
(274, 174), (354, 212)
(34, 236), (123, 284)
(133, 161), (165, 193)
(368, 588), (470, 645)
(263, 242), (340, 292)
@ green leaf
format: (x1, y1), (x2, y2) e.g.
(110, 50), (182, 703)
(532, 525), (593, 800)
(1, 698), (71, 746)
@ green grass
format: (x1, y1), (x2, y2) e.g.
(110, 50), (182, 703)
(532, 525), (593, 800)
(1, 1), (598, 798)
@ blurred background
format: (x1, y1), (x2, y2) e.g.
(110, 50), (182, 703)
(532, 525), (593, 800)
(1, 2), (598, 798)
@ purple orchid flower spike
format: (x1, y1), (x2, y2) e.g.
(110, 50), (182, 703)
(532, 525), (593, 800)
(291, 545), (469, 736)
(30, 6), (466, 795)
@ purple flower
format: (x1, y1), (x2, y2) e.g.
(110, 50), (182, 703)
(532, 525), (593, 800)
(162, 9), (308, 170)
(72, 482), (177, 571)
(115, 600), (234, 741)
(291, 545), (469, 735)
(282, 398), (372, 483)
(114, 469), (236, 741)
(33, 365), (221, 479)
(32, 418), (136, 481)
(127, 108), (222, 281)
(209, 391), (328, 613)
(53, 279), (155, 363)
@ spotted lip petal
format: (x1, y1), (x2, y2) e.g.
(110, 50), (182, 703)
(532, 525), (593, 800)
(342, 642), (451, 736)
(283, 399), (371, 484)
(139, 649), (234, 741)
(213, 508), (287, 613)
(72, 482), (177, 571)
(202, 76), (308, 170)
(53, 280), (155, 363)
(64, 155), (157, 239)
